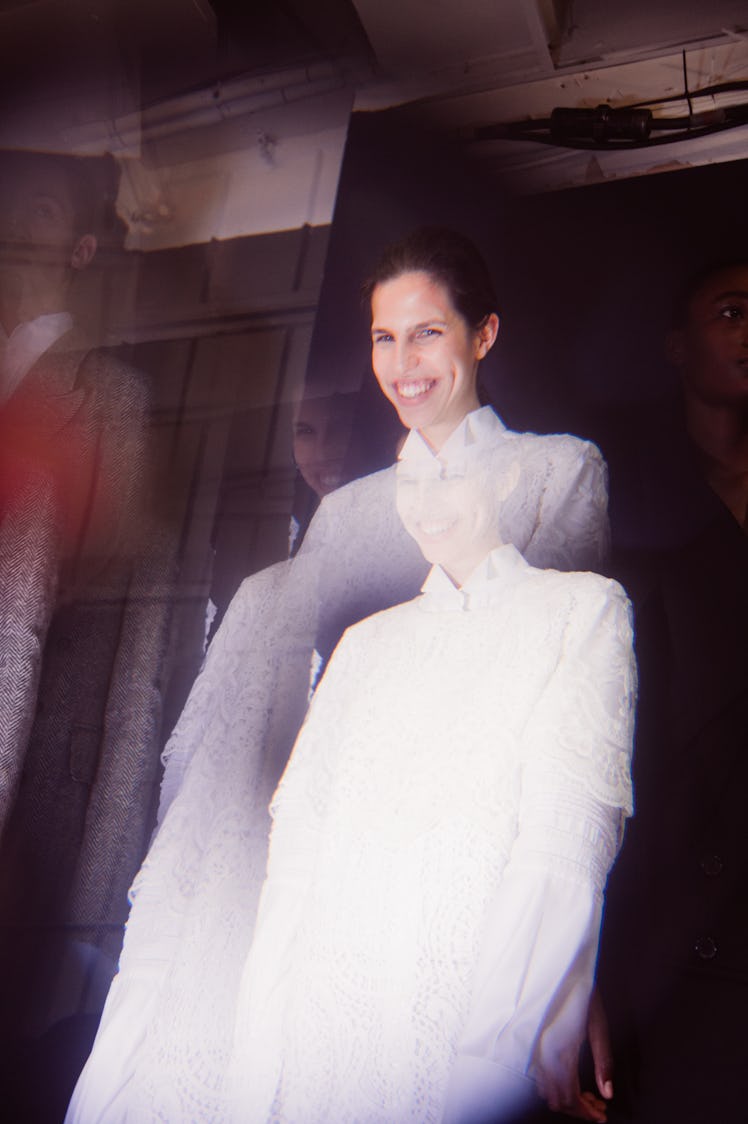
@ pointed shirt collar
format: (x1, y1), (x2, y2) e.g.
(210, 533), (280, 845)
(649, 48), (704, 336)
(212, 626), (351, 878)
(398, 406), (507, 471)
(419, 542), (529, 612)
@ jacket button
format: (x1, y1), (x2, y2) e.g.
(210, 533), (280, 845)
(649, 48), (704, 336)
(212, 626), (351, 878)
(694, 936), (718, 960)
(700, 854), (724, 877)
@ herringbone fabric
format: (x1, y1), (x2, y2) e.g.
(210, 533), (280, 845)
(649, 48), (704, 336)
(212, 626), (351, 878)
(0, 465), (59, 839)
(0, 333), (177, 1037)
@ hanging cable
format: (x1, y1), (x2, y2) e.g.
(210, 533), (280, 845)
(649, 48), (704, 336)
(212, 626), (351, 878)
(461, 86), (748, 151)
(682, 50), (694, 122)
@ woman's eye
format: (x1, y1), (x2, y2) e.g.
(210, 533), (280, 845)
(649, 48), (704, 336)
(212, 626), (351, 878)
(32, 199), (60, 222)
(294, 424), (314, 438)
(719, 304), (744, 321)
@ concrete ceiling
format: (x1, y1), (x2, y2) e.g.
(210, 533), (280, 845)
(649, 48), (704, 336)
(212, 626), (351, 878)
(349, 0), (748, 101)
(1, 0), (746, 211)
(349, 0), (748, 191)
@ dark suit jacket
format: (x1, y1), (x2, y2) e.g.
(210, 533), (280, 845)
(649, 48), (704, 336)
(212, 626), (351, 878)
(594, 399), (748, 1123)
(0, 330), (175, 1036)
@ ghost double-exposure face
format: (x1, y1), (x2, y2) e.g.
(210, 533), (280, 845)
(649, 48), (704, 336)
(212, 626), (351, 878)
(396, 455), (519, 586)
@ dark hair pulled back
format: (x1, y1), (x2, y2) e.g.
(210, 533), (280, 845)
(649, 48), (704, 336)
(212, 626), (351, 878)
(362, 226), (499, 329)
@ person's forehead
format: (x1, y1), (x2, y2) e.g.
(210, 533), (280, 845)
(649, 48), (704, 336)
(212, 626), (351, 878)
(372, 271), (456, 321)
(691, 266), (748, 309)
(295, 393), (356, 421)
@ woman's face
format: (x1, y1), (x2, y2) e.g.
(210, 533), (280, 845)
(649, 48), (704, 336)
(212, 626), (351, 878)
(370, 271), (498, 452)
(292, 394), (355, 498)
(396, 463), (501, 587)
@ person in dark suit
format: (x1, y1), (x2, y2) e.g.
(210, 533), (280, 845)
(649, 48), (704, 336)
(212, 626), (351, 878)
(596, 261), (748, 1123)
(0, 149), (173, 1121)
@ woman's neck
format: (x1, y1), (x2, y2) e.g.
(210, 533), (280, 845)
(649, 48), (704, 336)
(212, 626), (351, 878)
(419, 399), (482, 454)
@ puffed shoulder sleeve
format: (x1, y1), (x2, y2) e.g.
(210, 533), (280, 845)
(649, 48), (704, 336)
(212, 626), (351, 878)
(157, 553), (318, 825)
(523, 437), (610, 573)
(293, 467), (427, 661)
(523, 576), (636, 816)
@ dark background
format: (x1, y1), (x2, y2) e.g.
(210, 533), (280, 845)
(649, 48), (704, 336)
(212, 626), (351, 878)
(309, 109), (748, 443)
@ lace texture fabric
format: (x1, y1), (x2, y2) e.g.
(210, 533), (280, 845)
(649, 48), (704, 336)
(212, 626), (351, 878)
(398, 408), (610, 574)
(69, 409), (619, 1123)
(225, 545), (635, 1123)
(67, 559), (319, 1123)
(156, 407), (610, 819)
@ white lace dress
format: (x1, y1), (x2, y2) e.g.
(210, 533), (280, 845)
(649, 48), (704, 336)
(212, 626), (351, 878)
(223, 546), (634, 1124)
(68, 543), (635, 1123)
(66, 411), (621, 1124)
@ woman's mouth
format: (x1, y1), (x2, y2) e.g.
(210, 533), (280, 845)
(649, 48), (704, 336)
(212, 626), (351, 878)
(417, 518), (458, 538)
(394, 378), (437, 402)
(312, 462), (347, 495)
(318, 471), (345, 492)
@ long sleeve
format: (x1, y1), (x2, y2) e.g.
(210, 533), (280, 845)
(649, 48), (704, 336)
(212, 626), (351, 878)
(443, 792), (621, 1124)
(156, 559), (296, 824)
(66, 557), (324, 1122)
(226, 629), (357, 1122)
(523, 438), (610, 573)
(443, 579), (635, 1124)
(64, 960), (162, 1124)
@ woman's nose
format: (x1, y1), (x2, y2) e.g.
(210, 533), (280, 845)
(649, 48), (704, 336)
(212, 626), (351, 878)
(395, 339), (418, 374)
(417, 477), (449, 513)
(320, 423), (350, 462)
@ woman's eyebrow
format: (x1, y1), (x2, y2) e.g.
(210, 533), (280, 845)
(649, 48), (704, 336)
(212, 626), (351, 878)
(375, 317), (448, 331)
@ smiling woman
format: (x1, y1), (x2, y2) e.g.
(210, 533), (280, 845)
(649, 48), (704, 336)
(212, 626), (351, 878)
(370, 269), (497, 449)
(365, 227), (499, 451)
(292, 390), (358, 498)
(395, 456), (520, 586)
(66, 227), (616, 1124)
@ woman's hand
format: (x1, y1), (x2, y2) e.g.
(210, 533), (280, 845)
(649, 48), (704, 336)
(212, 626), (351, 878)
(587, 986), (614, 1106)
(535, 988), (613, 1122)
(536, 1062), (608, 1122)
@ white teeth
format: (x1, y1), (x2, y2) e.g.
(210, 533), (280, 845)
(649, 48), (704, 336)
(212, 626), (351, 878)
(420, 520), (454, 536)
(397, 380), (435, 399)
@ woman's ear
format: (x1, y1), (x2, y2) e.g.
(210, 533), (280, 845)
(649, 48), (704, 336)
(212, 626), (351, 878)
(71, 233), (97, 271)
(475, 313), (500, 359)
